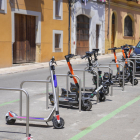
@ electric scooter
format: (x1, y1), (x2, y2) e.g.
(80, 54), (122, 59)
(5, 57), (65, 129)
(103, 47), (138, 86)
(120, 45), (138, 85)
(64, 51), (107, 101)
(49, 57), (92, 111)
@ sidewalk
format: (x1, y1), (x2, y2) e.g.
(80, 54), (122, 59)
(0, 53), (122, 75)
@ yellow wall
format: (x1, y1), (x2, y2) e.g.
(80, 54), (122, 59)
(105, 1), (140, 54)
(0, 0), (12, 67)
(0, 0), (69, 68)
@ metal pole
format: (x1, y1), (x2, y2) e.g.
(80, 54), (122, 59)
(107, 0), (110, 37)
(122, 66), (124, 91)
(79, 79), (81, 112)
(68, 0), (71, 54)
(57, 86), (59, 111)
(66, 73), (69, 97)
(99, 63), (124, 91)
(55, 74), (81, 112)
(97, 66), (113, 96)
(73, 68), (99, 103)
(83, 71), (85, 93)
(109, 64), (113, 96)
(20, 80), (51, 113)
(19, 88), (22, 117)
(93, 70), (99, 103)
(0, 88), (30, 137)
(46, 82), (49, 109)
(135, 59), (136, 73)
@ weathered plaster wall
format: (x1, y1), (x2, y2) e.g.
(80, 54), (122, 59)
(105, 2), (140, 54)
(71, 1), (105, 55)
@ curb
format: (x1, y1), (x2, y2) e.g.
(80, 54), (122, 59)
(0, 53), (122, 75)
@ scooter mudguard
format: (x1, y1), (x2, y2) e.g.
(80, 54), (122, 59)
(53, 75), (57, 88)
(5, 111), (18, 119)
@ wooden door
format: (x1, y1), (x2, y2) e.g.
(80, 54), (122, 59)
(111, 13), (115, 49)
(76, 15), (89, 56)
(96, 25), (99, 49)
(13, 14), (36, 63)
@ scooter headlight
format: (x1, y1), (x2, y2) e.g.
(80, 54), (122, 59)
(104, 72), (109, 79)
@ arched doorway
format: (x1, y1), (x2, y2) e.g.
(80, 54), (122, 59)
(76, 15), (89, 55)
(111, 13), (115, 49)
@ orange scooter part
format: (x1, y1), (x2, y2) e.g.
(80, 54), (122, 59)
(128, 49), (132, 58)
(67, 62), (78, 84)
(114, 52), (119, 68)
(122, 50), (128, 64)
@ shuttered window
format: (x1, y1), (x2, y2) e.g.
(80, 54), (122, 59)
(0, 0), (5, 10)
(124, 16), (133, 36)
(53, 30), (63, 52)
(55, 34), (61, 48)
(55, 0), (60, 17)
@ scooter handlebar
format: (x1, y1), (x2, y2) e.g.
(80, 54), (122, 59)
(81, 55), (87, 59)
(108, 47), (121, 50)
(81, 50), (95, 59)
(51, 56), (57, 65)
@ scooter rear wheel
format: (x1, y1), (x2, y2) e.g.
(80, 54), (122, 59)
(5, 116), (16, 125)
(53, 117), (65, 129)
(131, 78), (138, 85)
(99, 95), (106, 102)
(49, 95), (54, 105)
(82, 100), (92, 111)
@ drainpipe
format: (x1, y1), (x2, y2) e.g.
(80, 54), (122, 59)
(107, 0), (110, 38)
(68, 0), (71, 54)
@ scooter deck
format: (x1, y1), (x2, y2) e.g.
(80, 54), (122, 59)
(13, 116), (47, 122)
(81, 87), (95, 91)
(59, 97), (79, 106)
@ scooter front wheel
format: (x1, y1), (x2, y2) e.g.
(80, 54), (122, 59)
(81, 100), (92, 111)
(53, 117), (65, 129)
(99, 94), (106, 102)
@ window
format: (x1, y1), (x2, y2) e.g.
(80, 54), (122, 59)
(53, 30), (63, 52)
(55, 34), (61, 49)
(53, 0), (63, 20)
(0, 0), (7, 14)
(124, 15), (133, 36)
(55, 0), (60, 17)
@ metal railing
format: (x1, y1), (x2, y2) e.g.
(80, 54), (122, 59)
(47, 74), (82, 112)
(99, 63), (125, 91)
(96, 66), (113, 96)
(0, 88), (30, 137)
(118, 59), (135, 86)
(20, 80), (51, 116)
(127, 57), (140, 74)
(73, 68), (99, 102)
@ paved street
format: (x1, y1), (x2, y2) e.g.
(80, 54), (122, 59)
(0, 55), (140, 140)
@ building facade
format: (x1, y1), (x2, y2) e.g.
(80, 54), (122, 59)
(105, 0), (140, 54)
(71, 0), (106, 55)
(0, 0), (69, 68)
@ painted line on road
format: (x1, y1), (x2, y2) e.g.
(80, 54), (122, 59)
(0, 99), (19, 107)
(69, 95), (140, 140)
